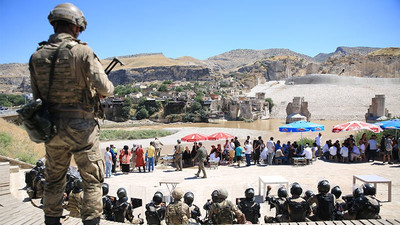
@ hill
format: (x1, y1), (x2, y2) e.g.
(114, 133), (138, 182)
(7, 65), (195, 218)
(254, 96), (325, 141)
(313, 46), (380, 63)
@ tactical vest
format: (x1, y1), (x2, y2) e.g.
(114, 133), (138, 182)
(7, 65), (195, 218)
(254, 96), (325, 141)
(212, 201), (234, 224)
(113, 201), (132, 223)
(275, 198), (287, 216)
(25, 168), (39, 188)
(287, 198), (308, 222)
(146, 203), (162, 225)
(167, 201), (189, 225)
(189, 204), (201, 221)
(30, 39), (94, 111)
(316, 193), (335, 220)
(102, 196), (114, 221)
(357, 196), (380, 219)
(239, 200), (260, 224)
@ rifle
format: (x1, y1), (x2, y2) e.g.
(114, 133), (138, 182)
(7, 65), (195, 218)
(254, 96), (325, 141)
(94, 57), (124, 118)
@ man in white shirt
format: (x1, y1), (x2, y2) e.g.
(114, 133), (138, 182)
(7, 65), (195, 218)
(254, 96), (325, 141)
(367, 135), (378, 162)
(266, 137), (275, 165)
(315, 133), (322, 156)
(303, 144), (313, 164)
(350, 144), (360, 161)
(244, 140), (252, 166)
(340, 143), (349, 162)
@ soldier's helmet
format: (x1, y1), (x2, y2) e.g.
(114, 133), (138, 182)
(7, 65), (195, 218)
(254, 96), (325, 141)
(318, 180), (330, 194)
(304, 190), (314, 200)
(36, 159), (44, 167)
(153, 191), (163, 204)
(117, 187), (127, 199)
(362, 183), (376, 196)
(48, 3), (87, 32)
(331, 186), (342, 198)
(353, 187), (363, 198)
(172, 187), (184, 200)
(290, 182), (302, 196)
(245, 188), (255, 200)
(217, 188), (229, 200)
(73, 178), (83, 192)
(102, 183), (109, 196)
(184, 192), (195, 205)
(211, 190), (219, 202)
(278, 187), (288, 198)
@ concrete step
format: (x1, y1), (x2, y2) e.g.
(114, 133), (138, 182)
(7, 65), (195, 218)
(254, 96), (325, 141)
(9, 165), (19, 173)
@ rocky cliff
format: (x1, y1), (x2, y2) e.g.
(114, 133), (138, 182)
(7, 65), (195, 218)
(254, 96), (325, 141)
(313, 46), (380, 63)
(0, 63), (30, 93)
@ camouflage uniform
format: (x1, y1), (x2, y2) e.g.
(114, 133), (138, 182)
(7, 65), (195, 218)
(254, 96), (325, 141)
(174, 143), (183, 171)
(68, 191), (84, 218)
(30, 31), (114, 221)
(209, 199), (244, 225)
(166, 188), (190, 225)
(192, 146), (207, 178)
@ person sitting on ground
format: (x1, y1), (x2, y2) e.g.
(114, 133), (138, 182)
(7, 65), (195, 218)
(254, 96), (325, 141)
(284, 183), (310, 222)
(311, 142), (318, 158)
(308, 180), (336, 221)
(183, 146), (192, 167)
(217, 144), (224, 161)
(209, 151), (220, 164)
(145, 191), (166, 225)
(350, 142), (361, 162)
(275, 147), (286, 164)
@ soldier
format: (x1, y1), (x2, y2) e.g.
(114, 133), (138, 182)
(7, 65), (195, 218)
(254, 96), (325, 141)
(27, 163), (46, 200)
(284, 183), (310, 222)
(165, 187), (190, 225)
(202, 190), (220, 224)
(308, 180), (336, 221)
(113, 188), (134, 223)
(238, 188), (260, 224)
(264, 186), (289, 223)
(101, 183), (114, 221)
(184, 192), (201, 223)
(67, 178), (84, 218)
(331, 185), (346, 220)
(25, 159), (45, 189)
(209, 188), (245, 225)
(29, 3), (114, 225)
(154, 137), (164, 166)
(145, 191), (166, 225)
(174, 139), (184, 171)
(348, 184), (380, 219)
(192, 142), (207, 178)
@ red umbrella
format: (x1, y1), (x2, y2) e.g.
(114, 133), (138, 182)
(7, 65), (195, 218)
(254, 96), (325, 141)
(207, 132), (234, 141)
(332, 121), (383, 133)
(181, 133), (208, 142)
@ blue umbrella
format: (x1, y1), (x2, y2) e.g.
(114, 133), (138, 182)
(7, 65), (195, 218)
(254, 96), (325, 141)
(375, 119), (400, 139)
(279, 121), (325, 149)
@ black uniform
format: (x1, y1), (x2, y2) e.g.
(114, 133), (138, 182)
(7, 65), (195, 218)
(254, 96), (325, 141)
(113, 197), (134, 223)
(315, 193), (335, 220)
(102, 196), (114, 221)
(238, 199), (260, 224)
(285, 197), (309, 222)
(145, 202), (166, 225)
(350, 195), (380, 219)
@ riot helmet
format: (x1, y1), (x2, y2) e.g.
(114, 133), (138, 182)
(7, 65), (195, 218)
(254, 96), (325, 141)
(184, 192), (195, 205)
(102, 183), (109, 196)
(290, 182), (302, 196)
(36, 159), (44, 167)
(73, 178), (83, 192)
(353, 187), (363, 198)
(362, 183), (376, 196)
(304, 190), (314, 200)
(217, 188), (228, 200)
(245, 188), (255, 200)
(278, 187), (288, 198)
(48, 3), (87, 32)
(331, 186), (342, 198)
(117, 187), (127, 199)
(172, 187), (184, 200)
(153, 191), (163, 204)
(211, 190), (219, 202)
(318, 180), (330, 194)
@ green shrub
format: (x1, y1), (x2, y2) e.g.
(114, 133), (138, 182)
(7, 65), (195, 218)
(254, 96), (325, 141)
(135, 108), (149, 120)
(100, 129), (174, 141)
(265, 98), (274, 113)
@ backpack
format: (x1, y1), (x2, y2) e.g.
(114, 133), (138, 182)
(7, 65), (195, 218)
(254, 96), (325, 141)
(213, 201), (234, 224)
(385, 138), (393, 151)
(316, 194), (335, 220)
(167, 201), (185, 224)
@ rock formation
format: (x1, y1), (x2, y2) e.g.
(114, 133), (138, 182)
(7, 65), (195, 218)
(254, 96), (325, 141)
(286, 97), (311, 123)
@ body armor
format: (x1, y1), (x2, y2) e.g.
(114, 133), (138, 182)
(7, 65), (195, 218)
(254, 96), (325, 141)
(145, 202), (166, 225)
(238, 199), (260, 224)
(316, 193), (335, 220)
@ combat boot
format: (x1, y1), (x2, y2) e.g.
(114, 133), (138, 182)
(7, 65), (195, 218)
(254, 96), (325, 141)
(44, 216), (61, 225)
(83, 217), (100, 225)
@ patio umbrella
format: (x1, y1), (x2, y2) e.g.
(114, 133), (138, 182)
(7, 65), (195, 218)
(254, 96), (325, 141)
(375, 119), (400, 139)
(279, 121), (325, 149)
(181, 133), (207, 142)
(332, 121), (383, 133)
(207, 132), (234, 141)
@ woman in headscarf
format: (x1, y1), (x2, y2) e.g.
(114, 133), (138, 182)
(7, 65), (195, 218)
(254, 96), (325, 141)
(119, 145), (131, 174)
(135, 145), (146, 172)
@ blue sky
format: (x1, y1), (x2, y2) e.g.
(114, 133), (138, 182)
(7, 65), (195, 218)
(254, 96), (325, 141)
(0, 0), (399, 64)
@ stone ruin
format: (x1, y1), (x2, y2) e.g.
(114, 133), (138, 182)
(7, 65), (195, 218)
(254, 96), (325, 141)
(365, 94), (391, 123)
(286, 97), (311, 123)
(227, 92), (269, 120)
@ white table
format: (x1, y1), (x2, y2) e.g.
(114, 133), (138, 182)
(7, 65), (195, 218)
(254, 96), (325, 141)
(353, 175), (392, 202)
(258, 175), (289, 201)
(159, 179), (182, 195)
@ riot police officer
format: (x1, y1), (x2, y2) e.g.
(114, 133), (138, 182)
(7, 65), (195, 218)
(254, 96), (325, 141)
(238, 188), (260, 224)
(209, 188), (245, 224)
(265, 186), (289, 223)
(285, 183), (310, 222)
(331, 185), (346, 220)
(308, 180), (336, 221)
(202, 190), (220, 224)
(101, 183), (114, 221)
(184, 192), (201, 223)
(349, 184), (380, 219)
(145, 191), (166, 225)
(113, 188), (134, 223)
(67, 178), (83, 218)
(25, 159), (45, 189)
(166, 187), (190, 225)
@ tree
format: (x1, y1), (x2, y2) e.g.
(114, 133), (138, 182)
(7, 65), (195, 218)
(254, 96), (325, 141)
(265, 98), (274, 113)
(191, 102), (202, 112)
(163, 80), (172, 84)
(175, 86), (184, 92)
(135, 108), (149, 120)
(158, 84), (169, 92)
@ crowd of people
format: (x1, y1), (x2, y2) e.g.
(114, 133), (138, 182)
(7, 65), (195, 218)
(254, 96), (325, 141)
(96, 180), (381, 224)
(104, 133), (400, 179)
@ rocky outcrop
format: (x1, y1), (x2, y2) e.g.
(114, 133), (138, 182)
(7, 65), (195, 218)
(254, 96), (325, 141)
(0, 63), (30, 93)
(313, 46), (380, 63)
(108, 65), (211, 85)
